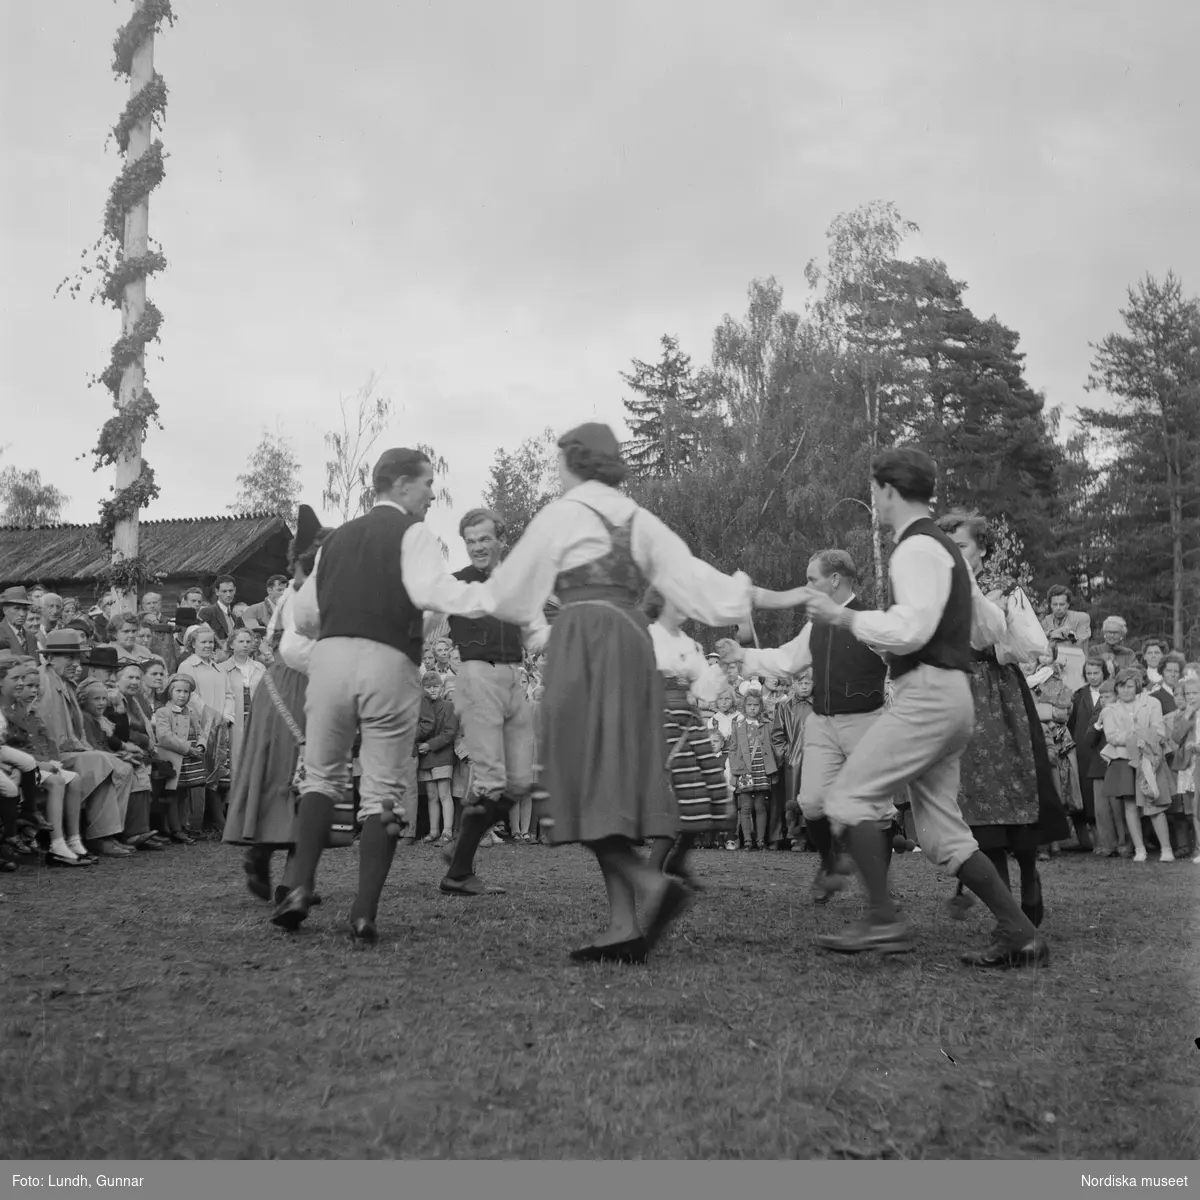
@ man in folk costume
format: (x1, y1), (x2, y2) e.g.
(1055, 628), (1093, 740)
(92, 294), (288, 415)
(35, 629), (137, 857)
(0, 587), (39, 657)
(440, 508), (549, 896)
(718, 549), (888, 900)
(273, 448), (496, 941)
(798, 448), (1049, 968)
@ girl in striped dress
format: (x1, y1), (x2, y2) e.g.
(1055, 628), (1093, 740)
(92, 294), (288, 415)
(644, 588), (732, 886)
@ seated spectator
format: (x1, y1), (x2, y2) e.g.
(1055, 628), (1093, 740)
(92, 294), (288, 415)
(29, 630), (136, 858)
(0, 653), (93, 868)
(1041, 586), (1091, 654)
(1097, 616), (1137, 677)
(80, 645), (121, 691)
(77, 677), (156, 852)
(134, 617), (155, 655)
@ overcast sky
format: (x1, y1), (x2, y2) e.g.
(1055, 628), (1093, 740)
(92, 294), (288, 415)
(2, 0), (1197, 570)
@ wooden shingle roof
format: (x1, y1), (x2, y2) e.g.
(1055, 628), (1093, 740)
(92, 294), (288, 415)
(0, 513), (291, 587)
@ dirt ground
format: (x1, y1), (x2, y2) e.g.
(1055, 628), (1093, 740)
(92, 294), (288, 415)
(2, 839), (1197, 1159)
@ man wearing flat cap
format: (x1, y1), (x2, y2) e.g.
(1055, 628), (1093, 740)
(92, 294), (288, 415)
(277, 447), (498, 941)
(0, 587), (39, 657)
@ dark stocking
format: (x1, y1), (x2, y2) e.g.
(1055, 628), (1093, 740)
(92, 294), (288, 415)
(844, 823), (898, 925)
(1012, 848), (1043, 927)
(957, 851), (1037, 950)
(806, 815), (836, 873)
(350, 814), (397, 924)
(445, 796), (504, 881)
(289, 791), (334, 892)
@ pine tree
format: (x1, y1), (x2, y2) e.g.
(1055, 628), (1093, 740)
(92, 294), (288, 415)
(620, 335), (706, 477)
(1081, 273), (1200, 648)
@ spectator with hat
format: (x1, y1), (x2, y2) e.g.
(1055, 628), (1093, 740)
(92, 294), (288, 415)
(31, 629), (136, 857)
(0, 587), (39, 656)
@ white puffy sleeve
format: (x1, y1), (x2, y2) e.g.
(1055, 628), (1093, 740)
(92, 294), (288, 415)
(632, 508), (755, 627)
(276, 589), (318, 675)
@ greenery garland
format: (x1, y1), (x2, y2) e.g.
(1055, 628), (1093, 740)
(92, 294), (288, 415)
(59, 1), (175, 557)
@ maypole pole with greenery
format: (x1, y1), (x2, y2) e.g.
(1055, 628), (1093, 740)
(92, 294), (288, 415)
(63, 0), (174, 608)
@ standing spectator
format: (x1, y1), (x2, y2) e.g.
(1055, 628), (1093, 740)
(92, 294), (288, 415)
(432, 636), (456, 678)
(24, 604), (44, 651)
(417, 672), (458, 845)
(727, 689), (778, 850)
(1094, 668), (1174, 862)
(90, 594), (119, 645)
(1041, 586), (1091, 655)
(1097, 617), (1137, 678)
(1167, 673), (1200, 863)
(0, 588), (38, 656)
(771, 671), (814, 850)
(1141, 639), (1177, 716)
(242, 576), (289, 629)
(1070, 657), (1113, 855)
(218, 627), (265, 786)
(40, 593), (65, 636)
(199, 576), (239, 645)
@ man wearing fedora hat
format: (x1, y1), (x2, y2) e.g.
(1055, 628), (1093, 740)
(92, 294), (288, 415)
(34, 629), (137, 857)
(0, 587), (39, 657)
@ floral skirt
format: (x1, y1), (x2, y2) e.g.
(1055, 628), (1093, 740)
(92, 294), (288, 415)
(958, 657), (1070, 851)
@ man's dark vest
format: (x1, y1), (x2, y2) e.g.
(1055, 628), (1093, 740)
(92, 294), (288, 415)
(447, 564), (524, 664)
(315, 505), (424, 665)
(810, 596), (887, 716)
(888, 517), (973, 679)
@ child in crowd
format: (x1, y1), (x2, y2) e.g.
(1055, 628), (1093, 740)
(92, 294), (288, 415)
(1095, 668), (1174, 863)
(153, 674), (206, 844)
(726, 689), (778, 850)
(696, 727), (729, 849)
(416, 672), (459, 845)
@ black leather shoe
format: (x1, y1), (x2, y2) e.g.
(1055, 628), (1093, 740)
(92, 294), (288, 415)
(569, 936), (649, 965)
(273, 885), (321, 907)
(439, 874), (506, 896)
(270, 886), (313, 931)
(961, 935), (1050, 969)
(243, 856), (272, 900)
(349, 917), (378, 943)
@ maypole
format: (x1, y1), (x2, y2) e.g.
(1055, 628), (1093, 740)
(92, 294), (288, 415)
(92, 1), (174, 610)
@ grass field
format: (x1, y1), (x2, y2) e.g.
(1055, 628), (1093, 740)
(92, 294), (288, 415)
(2, 838), (1197, 1160)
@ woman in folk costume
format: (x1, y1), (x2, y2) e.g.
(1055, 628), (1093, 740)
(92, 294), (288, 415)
(643, 585), (733, 889)
(217, 626), (266, 784)
(465, 423), (808, 964)
(937, 513), (1071, 929)
(224, 508), (333, 904)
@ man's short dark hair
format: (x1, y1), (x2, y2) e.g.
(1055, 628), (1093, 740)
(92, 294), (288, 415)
(808, 549), (858, 585)
(266, 574), (288, 589)
(215, 574), (235, 588)
(870, 447), (937, 503)
(372, 448), (431, 493)
(1047, 584), (1072, 605)
(459, 508), (506, 541)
